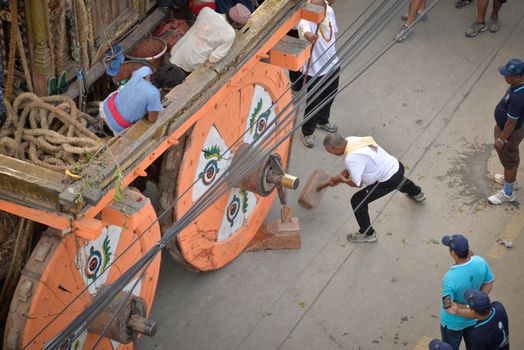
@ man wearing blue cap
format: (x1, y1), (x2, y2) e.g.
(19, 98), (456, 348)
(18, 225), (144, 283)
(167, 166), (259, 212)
(429, 339), (453, 350)
(447, 290), (510, 350)
(488, 58), (524, 204)
(439, 234), (494, 350)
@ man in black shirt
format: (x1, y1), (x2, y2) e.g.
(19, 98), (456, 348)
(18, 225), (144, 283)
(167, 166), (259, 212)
(488, 58), (524, 205)
(464, 289), (509, 350)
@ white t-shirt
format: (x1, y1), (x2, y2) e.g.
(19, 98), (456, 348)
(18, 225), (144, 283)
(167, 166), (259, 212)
(344, 137), (400, 187)
(169, 7), (235, 72)
(297, 6), (339, 77)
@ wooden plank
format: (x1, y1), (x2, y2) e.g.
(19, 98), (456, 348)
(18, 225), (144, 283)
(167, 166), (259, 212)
(0, 155), (67, 211)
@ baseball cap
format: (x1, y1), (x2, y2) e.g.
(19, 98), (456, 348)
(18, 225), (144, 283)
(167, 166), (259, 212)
(498, 58), (524, 77)
(428, 339), (453, 350)
(464, 289), (491, 313)
(442, 234), (469, 255)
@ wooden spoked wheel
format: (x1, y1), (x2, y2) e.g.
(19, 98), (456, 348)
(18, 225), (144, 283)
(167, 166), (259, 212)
(4, 191), (161, 350)
(173, 62), (293, 271)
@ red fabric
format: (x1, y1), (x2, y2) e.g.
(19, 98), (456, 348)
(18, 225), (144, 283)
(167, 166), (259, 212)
(189, 0), (216, 15)
(107, 92), (132, 128)
(152, 20), (190, 49)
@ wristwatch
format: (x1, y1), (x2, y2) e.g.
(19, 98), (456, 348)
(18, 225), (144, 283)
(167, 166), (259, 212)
(497, 138), (507, 145)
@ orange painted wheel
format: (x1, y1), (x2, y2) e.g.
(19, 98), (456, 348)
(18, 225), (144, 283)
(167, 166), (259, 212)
(4, 191), (161, 350)
(174, 62), (293, 271)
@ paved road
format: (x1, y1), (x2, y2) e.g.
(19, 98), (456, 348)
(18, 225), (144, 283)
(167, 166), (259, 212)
(138, 1), (524, 349)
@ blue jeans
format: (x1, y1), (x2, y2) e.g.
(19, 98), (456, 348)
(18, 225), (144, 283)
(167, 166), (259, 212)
(440, 325), (474, 350)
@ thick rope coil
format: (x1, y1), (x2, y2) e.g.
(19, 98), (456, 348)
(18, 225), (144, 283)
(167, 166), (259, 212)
(0, 93), (102, 171)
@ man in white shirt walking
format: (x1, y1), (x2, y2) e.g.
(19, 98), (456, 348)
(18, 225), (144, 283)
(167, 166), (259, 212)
(298, 0), (339, 148)
(169, 4), (251, 73)
(323, 133), (425, 243)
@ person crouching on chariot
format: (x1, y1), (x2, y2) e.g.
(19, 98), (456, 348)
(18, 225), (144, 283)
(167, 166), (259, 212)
(98, 64), (186, 136)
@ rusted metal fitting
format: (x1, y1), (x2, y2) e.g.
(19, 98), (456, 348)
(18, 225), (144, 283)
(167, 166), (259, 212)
(87, 288), (158, 343)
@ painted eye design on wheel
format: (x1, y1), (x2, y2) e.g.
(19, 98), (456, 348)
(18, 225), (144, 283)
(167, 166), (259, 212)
(254, 109), (271, 140)
(86, 248), (102, 278)
(200, 160), (219, 186)
(226, 195), (241, 227)
(85, 236), (111, 280)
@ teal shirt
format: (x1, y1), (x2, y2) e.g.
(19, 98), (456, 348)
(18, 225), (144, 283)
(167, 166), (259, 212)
(440, 255), (494, 330)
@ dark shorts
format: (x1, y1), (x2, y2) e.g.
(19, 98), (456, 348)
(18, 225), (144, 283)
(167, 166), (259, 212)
(494, 126), (524, 169)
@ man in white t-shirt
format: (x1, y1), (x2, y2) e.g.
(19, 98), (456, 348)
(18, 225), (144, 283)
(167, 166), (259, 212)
(298, 0), (339, 148)
(323, 133), (426, 243)
(169, 4), (251, 73)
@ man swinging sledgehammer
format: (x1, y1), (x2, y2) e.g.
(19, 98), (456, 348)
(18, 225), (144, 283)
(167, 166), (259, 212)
(322, 133), (426, 243)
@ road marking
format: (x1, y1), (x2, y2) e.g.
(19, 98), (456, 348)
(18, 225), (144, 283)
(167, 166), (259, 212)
(488, 210), (524, 259)
(413, 336), (432, 350)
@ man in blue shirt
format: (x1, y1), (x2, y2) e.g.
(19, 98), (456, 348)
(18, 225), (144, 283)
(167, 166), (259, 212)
(100, 64), (186, 134)
(488, 58), (524, 205)
(439, 234), (494, 350)
(450, 290), (510, 350)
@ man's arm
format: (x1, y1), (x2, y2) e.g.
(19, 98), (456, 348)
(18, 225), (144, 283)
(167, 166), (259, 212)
(208, 30), (235, 63)
(447, 301), (477, 319)
(481, 281), (493, 295)
(146, 111), (159, 123)
(495, 119), (517, 151)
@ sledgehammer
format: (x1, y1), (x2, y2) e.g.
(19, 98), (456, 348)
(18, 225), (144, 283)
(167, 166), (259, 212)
(298, 169), (332, 209)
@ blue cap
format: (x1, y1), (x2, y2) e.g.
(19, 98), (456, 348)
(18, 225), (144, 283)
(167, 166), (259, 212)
(429, 339), (452, 350)
(442, 234), (469, 255)
(498, 58), (524, 77)
(464, 289), (491, 313)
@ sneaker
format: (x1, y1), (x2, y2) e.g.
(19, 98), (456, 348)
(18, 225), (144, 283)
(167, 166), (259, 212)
(408, 191), (426, 202)
(465, 22), (487, 37)
(494, 174), (519, 190)
(347, 231), (378, 243)
(489, 15), (500, 32)
(455, 0), (472, 9)
(395, 24), (411, 43)
(488, 190), (515, 205)
(302, 134), (315, 148)
(401, 11), (428, 22)
(316, 122), (338, 132)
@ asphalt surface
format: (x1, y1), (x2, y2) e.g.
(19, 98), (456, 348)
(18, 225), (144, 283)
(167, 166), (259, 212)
(138, 1), (524, 349)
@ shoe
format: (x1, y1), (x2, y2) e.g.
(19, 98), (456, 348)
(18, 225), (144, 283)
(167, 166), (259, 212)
(489, 15), (500, 32)
(316, 122), (338, 132)
(302, 134), (315, 148)
(408, 191), (426, 202)
(488, 190), (515, 205)
(455, 0), (472, 9)
(465, 22), (487, 37)
(401, 11), (428, 22)
(395, 24), (411, 43)
(347, 231), (378, 243)
(494, 174), (519, 190)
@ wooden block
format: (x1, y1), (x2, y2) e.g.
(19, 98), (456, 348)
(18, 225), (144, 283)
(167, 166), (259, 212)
(269, 35), (310, 71)
(298, 169), (330, 209)
(245, 217), (301, 251)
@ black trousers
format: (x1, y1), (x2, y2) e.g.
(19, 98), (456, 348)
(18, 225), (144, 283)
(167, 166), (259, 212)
(301, 67), (340, 136)
(350, 162), (421, 235)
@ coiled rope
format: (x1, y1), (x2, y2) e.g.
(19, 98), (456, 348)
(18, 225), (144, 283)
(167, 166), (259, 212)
(0, 93), (102, 171)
